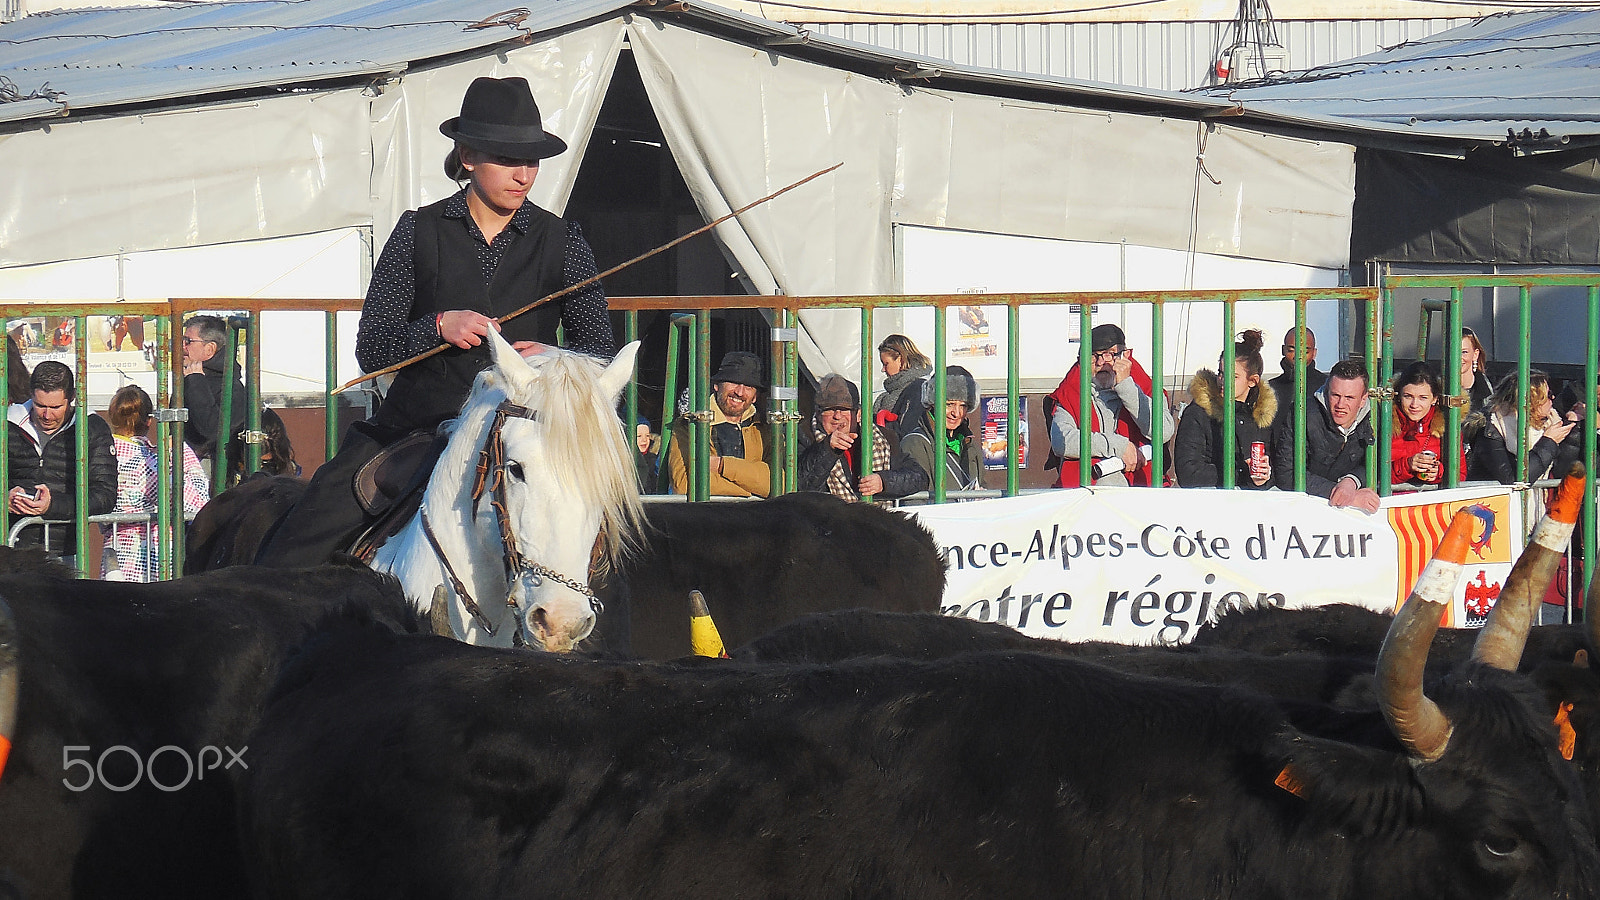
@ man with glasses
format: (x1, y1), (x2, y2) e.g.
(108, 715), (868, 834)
(1046, 323), (1170, 487)
(797, 374), (922, 502)
(180, 314), (247, 464)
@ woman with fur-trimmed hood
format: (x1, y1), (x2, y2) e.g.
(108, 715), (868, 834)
(1174, 329), (1277, 489)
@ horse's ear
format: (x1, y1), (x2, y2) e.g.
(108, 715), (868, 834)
(486, 329), (535, 387)
(599, 342), (641, 402)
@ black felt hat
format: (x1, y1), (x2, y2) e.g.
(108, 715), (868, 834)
(439, 77), (567, 161)
(713, 351), (763, 388)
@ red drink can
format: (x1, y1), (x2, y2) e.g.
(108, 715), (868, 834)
(1249, 442), (1267, 467)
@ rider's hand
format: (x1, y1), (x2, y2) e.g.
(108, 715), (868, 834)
(437, 310), (496, 349)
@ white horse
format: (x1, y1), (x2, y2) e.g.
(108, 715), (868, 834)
(371, 332), (644, 650)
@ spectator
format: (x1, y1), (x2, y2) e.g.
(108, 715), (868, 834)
(797, 374), (923, 502)
(1459, 327), (1493, 415)
(102, 385), (210, 582)
(1550, 379), (1595, 485)
(6, 334), (28, 404)
(872, 334), (933, 431)
(1389, 361), (1461, 490)
(899, 366), (982, 492)
(634, 416), (660, 494)
(1464, 370), (1572, 486)
(1267, 326), (1326, 418)
(227, 407), (301, 480)
(5, 361), (116, 559)
(1046, 323), (1170, 487)
(1272, 359), (1380, 513)
(667, 351), (770, 497)
(1174, 329), (1275, 489)
(180, 314), (248, 464)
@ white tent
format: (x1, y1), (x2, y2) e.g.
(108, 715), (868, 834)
(0, 0), (1355, 396)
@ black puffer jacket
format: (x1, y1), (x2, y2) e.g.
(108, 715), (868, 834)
(1174, 369), (1277, 489)
(6, 405), (117, 542)
(1271, 384), (1374, 498)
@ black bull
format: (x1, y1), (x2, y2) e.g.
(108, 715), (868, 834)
(0, 550), (420, 900)
(239, 623), (1600, 900)
(592, 492), (945, 658)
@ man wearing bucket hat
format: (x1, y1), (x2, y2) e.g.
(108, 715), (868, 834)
(260, 76), (613, 566)
(667, 351), (771, 497)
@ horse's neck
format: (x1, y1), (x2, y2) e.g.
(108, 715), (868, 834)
(375, 404), (515, 642)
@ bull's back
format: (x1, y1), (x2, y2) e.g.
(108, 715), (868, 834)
(607, 493), (946, 659)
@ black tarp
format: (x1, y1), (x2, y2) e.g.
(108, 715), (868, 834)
(1351, 147), (1600, 267)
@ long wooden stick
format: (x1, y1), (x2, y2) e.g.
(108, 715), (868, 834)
(335, 161), (844, 393)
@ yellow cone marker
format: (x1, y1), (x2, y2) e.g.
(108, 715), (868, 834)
(690, 590), (728, 658)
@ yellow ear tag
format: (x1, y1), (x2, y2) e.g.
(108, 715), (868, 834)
(1275, 765), (1309, 799)
(1556, 702), (1577, 761)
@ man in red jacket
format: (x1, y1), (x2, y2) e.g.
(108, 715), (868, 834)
(1046, 323), (1170, 487)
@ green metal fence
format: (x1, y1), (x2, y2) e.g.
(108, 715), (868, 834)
(612, 287), (1378, 502)
(1380, 273), (1600, 611)
(12, 279), (1596, 587)
(0, 299), (357, 579)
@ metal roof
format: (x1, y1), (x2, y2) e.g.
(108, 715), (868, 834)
(1192, 8), (1600, 153)
(0, 0), (636, 123)
(3, 0), (1588, 155)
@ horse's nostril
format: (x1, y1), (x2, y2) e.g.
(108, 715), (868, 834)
(528, 607), (551, 635)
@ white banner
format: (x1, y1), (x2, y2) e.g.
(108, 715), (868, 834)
(908, 485), (1521, 644)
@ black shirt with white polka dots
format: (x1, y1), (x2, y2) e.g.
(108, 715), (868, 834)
(355, 190), (614, 373)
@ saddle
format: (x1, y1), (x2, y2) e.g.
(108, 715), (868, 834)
(349, 430), (447, 563)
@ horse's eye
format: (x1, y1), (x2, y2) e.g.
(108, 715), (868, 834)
(507, 462), (525, 482)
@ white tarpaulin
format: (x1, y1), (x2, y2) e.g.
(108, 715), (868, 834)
(909, 485), (1521, 644)
(626, 15), (1356, 378)
(0, 22), (627, 270)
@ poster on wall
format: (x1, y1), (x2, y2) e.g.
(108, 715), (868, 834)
(980, 396), (1027, 470)
(13, 316), (160, 374)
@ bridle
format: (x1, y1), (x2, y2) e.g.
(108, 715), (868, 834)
(420, 398), (603, 647)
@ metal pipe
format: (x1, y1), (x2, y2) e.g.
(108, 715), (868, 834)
(212, 319), (237, 494)
(325, 312), (339, 462)
(933, 306), (948, 503)
(1007, 303), (1021, 496)
(1220, 300), (1237, 490)
(1443, 295), (1462, 488)
(73, 315), (89, 573)
(1517, 285), (1532, 484)
(694, 311), (711, 503)
(1150, 300), (1166, 488)
(1377, 285), (1396, 497)
(1078, 302), (1093, 486)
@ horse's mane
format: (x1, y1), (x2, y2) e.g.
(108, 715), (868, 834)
(441, 348), (644, 574)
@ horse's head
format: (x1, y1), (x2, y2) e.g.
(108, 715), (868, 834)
(428, 332), (643, 651)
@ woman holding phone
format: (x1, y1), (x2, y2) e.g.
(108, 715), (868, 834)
(1389, 361), (1460, 489)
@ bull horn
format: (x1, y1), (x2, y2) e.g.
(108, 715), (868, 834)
(0, 597), (18, 783)
(1379, 507), (1475, 762)
(427, 584), (456, 639)
(689, 591), (728, 659)
(1475, 465), (1585, 670)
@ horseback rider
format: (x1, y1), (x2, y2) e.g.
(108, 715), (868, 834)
(258, 76), (614, 567)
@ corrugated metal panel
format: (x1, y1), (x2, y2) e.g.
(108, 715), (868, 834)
(1199, 10), (1600, 148)
(815, 17), (1473, 91)
(0, 0), (634, 121)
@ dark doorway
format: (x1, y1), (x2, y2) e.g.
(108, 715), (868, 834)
(565, 47), (772, 437)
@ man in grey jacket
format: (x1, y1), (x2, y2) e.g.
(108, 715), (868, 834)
(1047, 323), (1172, 487)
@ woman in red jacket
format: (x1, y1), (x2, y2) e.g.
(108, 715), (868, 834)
(1390, 360), (1461, 489)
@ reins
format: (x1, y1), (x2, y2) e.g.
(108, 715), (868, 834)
(423, 398), (602, 648)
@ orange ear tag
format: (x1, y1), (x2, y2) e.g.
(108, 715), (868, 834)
(1556, 702), (1577, 761)
(1275, 765), (1309, 799)
(0, 735), (10, 783)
